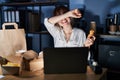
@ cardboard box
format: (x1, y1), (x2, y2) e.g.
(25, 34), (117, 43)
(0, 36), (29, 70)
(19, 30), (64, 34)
(22, 58), (43, 72)
(29, 58), (43, 72)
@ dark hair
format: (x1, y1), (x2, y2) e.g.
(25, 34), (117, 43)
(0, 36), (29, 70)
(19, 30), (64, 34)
(53, 6), (70, 27)
(53, 6), (69, 16)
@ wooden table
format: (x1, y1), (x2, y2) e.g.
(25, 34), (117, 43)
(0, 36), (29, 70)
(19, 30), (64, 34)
(0, 66), (107, 80)
(0, 56), (107, 80)
(44, 66), (107, 80)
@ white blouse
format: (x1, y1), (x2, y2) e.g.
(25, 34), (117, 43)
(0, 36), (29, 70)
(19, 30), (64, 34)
(44, 18), (86, 47)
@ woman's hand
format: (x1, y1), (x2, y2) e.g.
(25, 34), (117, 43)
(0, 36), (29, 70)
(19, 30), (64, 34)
(84, 36), (96, 47)
(67, 9), (82, 18)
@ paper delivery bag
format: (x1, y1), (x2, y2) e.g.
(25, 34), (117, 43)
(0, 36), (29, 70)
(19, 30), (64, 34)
(0, 23), (27, 63)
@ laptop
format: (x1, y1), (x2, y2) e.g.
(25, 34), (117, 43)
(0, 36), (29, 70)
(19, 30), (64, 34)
(43, 47), (89, 74)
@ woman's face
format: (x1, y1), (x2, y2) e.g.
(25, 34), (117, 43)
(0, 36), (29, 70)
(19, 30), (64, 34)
(58, 17), (71, 28)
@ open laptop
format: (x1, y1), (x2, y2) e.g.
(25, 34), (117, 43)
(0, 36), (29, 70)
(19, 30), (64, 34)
(43, 47), (89, 74)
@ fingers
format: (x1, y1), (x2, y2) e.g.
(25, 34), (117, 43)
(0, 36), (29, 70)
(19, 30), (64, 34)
(87, 38), (94, 44)
(74, 9), (82, 18)
(89, 36), (96, 41)
(88, 36), (96, 43)
(70, 9), (82, 18)
(74, 9), (81, 15)
(84, 36), (96, 47)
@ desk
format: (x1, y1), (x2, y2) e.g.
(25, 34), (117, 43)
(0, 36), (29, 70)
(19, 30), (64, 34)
(0, 66), (107, 80)
(0, 56), (107, 80)
(44, 66), (107, 80)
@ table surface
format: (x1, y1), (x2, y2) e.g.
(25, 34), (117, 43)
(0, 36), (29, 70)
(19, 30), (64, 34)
(0, 66), (107, 80)
(0, 56), (107, 80)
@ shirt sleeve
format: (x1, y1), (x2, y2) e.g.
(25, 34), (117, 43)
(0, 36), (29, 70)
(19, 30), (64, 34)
(44, 18), (58, 37)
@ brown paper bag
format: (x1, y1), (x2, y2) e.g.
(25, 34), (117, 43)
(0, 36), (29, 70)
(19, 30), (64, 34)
(0, 23), (27, 64)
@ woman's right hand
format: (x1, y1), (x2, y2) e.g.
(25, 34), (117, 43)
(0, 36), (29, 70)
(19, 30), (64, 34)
(84, 36), (96, 47)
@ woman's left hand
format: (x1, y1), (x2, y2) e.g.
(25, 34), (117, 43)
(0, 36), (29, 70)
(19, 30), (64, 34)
(84, 36), (96, 47)
(67, 9), (82, 18)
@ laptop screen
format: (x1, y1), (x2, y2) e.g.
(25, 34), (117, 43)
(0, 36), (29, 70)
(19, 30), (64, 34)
(43, 47), (89, 74)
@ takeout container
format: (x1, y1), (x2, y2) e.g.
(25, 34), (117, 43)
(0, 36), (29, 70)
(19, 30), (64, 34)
(1, 58), (23, 75)
(1, 66), (20, 75)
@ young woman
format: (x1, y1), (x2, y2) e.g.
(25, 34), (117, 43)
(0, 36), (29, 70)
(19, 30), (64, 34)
(44, 6), (95, 48)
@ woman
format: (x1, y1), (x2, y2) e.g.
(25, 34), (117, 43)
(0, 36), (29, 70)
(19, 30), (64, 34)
(44, 6), (95, 48)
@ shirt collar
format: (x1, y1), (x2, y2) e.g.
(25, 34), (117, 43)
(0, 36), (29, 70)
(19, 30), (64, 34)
(60, 28), (75, 42)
